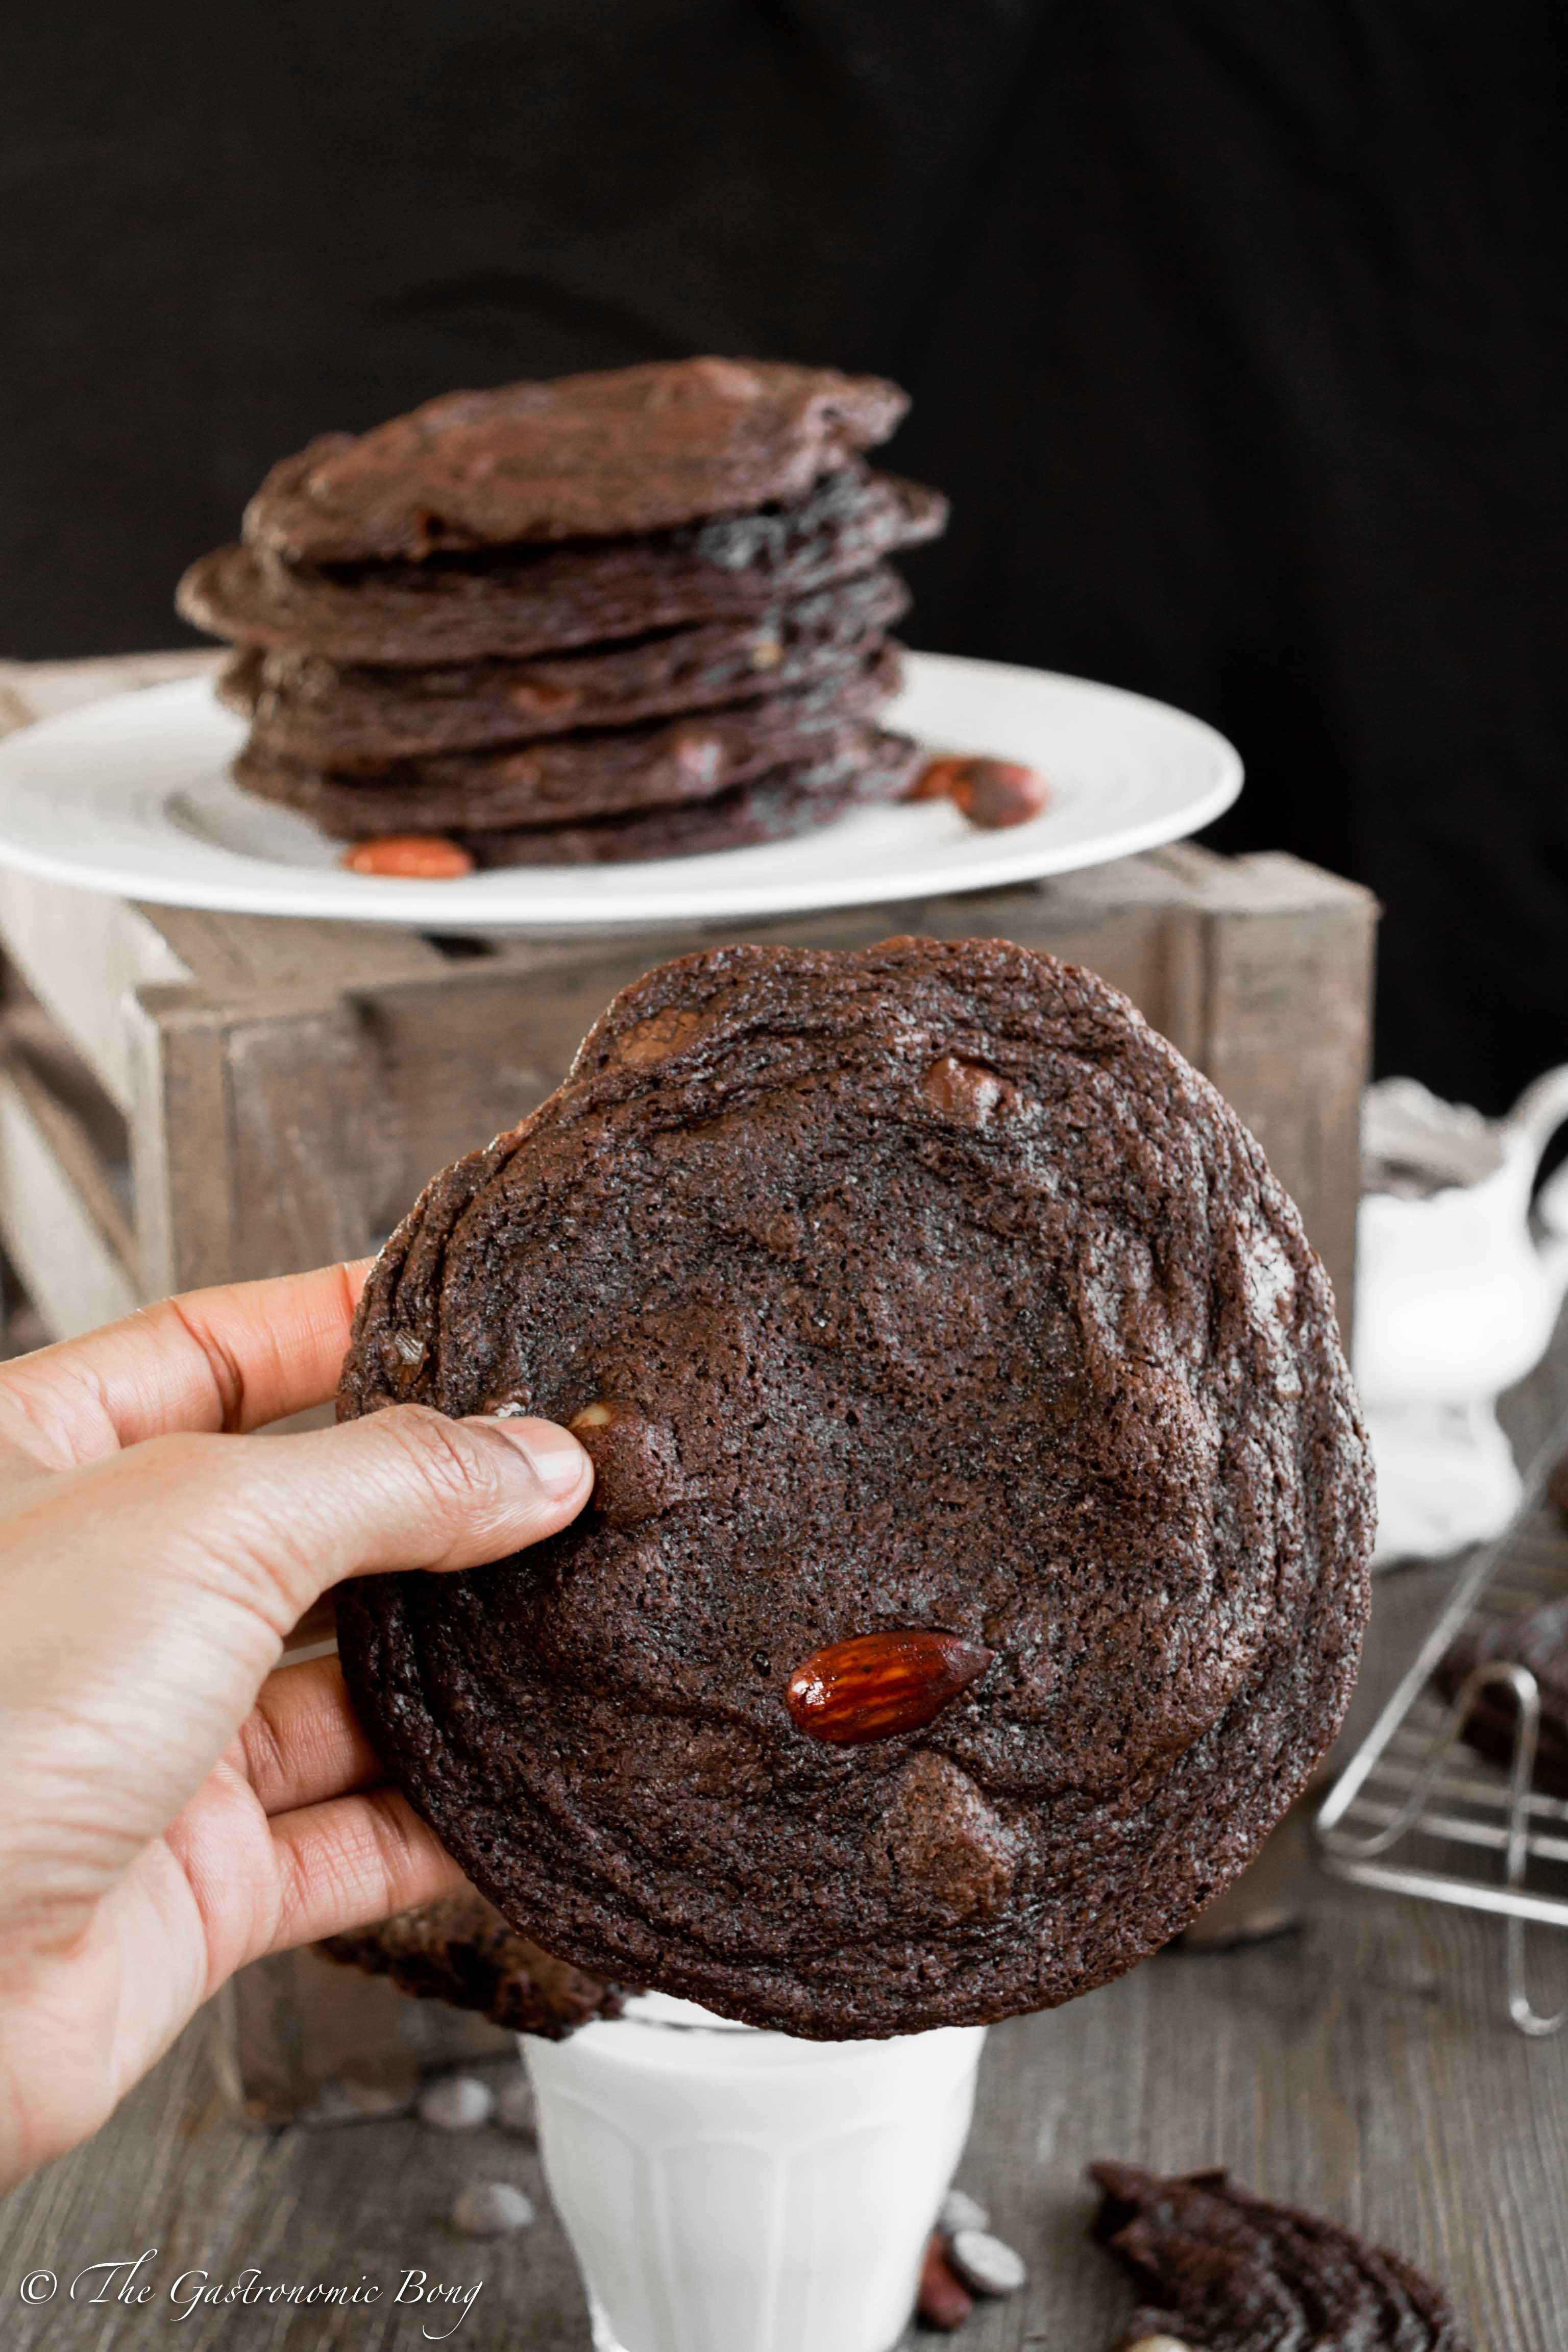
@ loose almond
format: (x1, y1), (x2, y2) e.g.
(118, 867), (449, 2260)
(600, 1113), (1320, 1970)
(916, 2234), (974, 2330)
(909, 755), (1049, 827)
(950, 757), (1050, 827)
(343, 833), (475, 878)
(785, 1629), (993, 1746)
(908, 754), (969, 802)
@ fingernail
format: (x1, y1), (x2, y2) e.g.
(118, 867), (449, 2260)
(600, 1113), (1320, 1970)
(479, 1414), (589, 1498)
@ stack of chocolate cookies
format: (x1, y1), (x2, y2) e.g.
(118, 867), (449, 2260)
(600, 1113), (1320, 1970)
(177, 358), (946, 867)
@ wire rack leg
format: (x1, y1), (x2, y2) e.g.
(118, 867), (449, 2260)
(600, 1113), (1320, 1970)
(1503, 1674), (1567, 2037)
(1505, 1919), (1565, 2037)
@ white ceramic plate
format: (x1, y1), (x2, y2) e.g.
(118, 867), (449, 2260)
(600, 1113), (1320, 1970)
(0, 655), (1240, 929)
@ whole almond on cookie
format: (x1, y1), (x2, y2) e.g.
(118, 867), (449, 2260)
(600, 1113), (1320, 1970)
(786, 1630), (993, 1745)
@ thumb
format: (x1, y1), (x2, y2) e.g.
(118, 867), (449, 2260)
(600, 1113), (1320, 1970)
(76, 1402), (595, 1631)
(243, 1403), (595, 1606)
(0, 1407), (592, 1867)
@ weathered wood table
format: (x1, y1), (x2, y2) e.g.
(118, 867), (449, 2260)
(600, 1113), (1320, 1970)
(3, 655), (1562, 2347)
(4, 1449), (1566, 2352)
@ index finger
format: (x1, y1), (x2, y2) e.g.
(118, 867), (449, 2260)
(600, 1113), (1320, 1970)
(0, 1260), (375, 1468)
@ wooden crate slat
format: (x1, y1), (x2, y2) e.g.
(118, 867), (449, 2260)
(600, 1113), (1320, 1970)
(139, 903), (454, 994)
(0, 1032), (138, 1337)
(0, 875), (193, 1114)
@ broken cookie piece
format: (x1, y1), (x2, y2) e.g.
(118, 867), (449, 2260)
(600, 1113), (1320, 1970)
(1089, 2161), (1473, 2351)
(316, 1887), (627, 2040)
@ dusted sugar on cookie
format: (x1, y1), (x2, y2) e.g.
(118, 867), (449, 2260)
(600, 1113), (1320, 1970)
(334, 939), (1373, 2036)
(1090, 2162), (1473, 2350)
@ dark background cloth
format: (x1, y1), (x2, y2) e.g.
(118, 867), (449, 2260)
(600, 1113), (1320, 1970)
(2, 2), (1564, 1110)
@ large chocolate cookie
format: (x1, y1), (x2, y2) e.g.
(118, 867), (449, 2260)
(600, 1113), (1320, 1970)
(1090, 2162), (1472, 2350)
(176, 470), (945, 663)
(317, 1888), (624, 2041)
(242, 359), (908, 561)
(219, 569), (908, 764)
(234, 647), (900, 830)
(335, 940), (1373, 2036)
(460, 729), (920, 864)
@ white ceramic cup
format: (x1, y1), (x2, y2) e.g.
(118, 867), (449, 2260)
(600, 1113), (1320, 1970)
(522, 1993), (987, 2352)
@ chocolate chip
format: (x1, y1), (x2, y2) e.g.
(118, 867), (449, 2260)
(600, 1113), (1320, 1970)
(450, 2180), (535, 2237)
(616, 1008), (707, 1066)
(380, 1328), (429, 1393)
(948, 2227), (1027, 2296)
(939, 2188), (991, 2237)
(920, 1055), (1009, 1128)
(417, 2074), (494, 2132)
(569, 1401), (685, 1527)
(877, 1755), (1015, 1924)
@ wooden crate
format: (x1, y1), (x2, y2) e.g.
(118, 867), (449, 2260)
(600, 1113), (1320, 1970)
(0, 654), (1376, 2123)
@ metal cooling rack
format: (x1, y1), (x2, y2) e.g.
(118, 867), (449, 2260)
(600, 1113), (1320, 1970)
(1316, 1411), (1568, 2037)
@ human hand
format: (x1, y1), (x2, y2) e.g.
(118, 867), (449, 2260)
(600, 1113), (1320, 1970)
(0, 1262), (592, 2188)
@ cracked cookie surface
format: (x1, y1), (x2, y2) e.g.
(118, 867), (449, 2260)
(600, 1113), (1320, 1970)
(336, 938), (1373, 2036)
